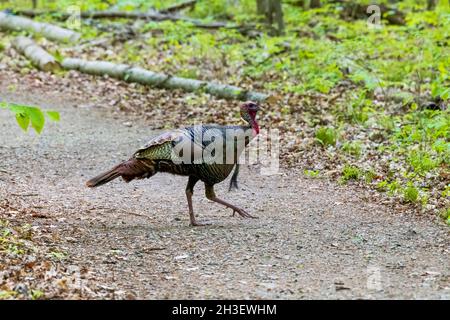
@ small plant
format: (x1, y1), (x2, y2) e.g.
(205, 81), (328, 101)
(408, 151), (439, 174)
(304, 169), (320, 178)
(403, 184), (419, 203)
(341, 165), (361, 182)
(31, 289), (44, 300)
(378, 115), (396, 132)
(344, 90), (373, 125)
(386, 180), (401, 196)
(440, 208), (450, 226)
(442, 185), (450, 198)
(0, 290), (16, 299)
(376, 180), (388, 191)
(48, 251), (66, 261)
(342, 141), (362, 158)
(364, 169), (377, 183)
(315, 127), (337, 147)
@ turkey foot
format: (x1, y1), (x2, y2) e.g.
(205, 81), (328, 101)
(190, 220), (211, 227)
(230, 207), (255, 218)
(211, 197), (257, 219)
(205, 184), (257, 220)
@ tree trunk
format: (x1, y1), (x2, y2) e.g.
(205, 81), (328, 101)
(427, 0), (437, 10)
(271, 0), (285, 35)
(61, 58), (270, 102)
(310, 0), (321, 8)
(256, 0), (284, 35)
(256, 0), (268, 14)
(12, 36), (60, 72)
(0, 12), (80, 43)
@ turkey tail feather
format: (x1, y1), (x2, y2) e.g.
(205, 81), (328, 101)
(86, 164), (122, 188)
(86, 159), (155, 188)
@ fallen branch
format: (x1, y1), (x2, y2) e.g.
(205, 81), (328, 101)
(116, 208), (154, 221)
(160, 0), (197, 13)
(12, 9), (256, 35)
(72, 37), (111, 51)
(61, 58), (269, 102)
(10, 193), (39, 197)
(0, 11), (80, 42)
(13, 9), (231, 29)
(88, 206), (155, 221)
(12, 36), (60, 72)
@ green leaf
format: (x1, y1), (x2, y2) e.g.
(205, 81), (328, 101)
(7, 104), (27, 115)
(26, 107), (45, 134)
(4, 103), (60, 134)
(15, 113), (30, 132)
(46, 111), (60, 122)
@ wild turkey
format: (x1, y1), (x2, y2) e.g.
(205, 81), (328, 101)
(86, 101), (261, 226)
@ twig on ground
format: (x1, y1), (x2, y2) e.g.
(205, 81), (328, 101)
(160, 0), (197, 14)
(89, 206), (154, 221)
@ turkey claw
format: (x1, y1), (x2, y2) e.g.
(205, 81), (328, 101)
(232, 208), (257, 219)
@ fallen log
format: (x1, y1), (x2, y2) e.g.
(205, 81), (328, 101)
(61, 58), (269, 102)
(12, 36), (60, 72)
(0, 11), (80, 42)
(13, 9), (231, 29)
(160, 0), (197, 13)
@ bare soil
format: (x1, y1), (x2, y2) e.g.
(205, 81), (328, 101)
(0, 75), (449, 299)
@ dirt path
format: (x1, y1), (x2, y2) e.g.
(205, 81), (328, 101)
(0, 80), (449, 299)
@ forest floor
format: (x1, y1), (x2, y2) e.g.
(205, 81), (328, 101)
(0, 71), (449, 299)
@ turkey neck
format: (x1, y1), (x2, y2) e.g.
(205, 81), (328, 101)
(248, 110), (259, 136)
(241, 109), (260, 137)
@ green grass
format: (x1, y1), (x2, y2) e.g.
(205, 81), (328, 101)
(315, 127), (337, 147)
(437, 207), (450, 225)
(341, 165), (362, 183)
(342, 141), (362, 158)
(408, 151), (440, 174)
(0, 220), (27, 256)
(403, 184), (420, 203)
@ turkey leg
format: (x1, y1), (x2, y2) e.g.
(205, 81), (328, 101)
(185, 176), (209, 226)
(205, 184), (257, 219)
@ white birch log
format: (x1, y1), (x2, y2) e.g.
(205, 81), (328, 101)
(0, 12), (80, 43)
(12, 36), (60, 72)
(61, 58), (269, 102)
